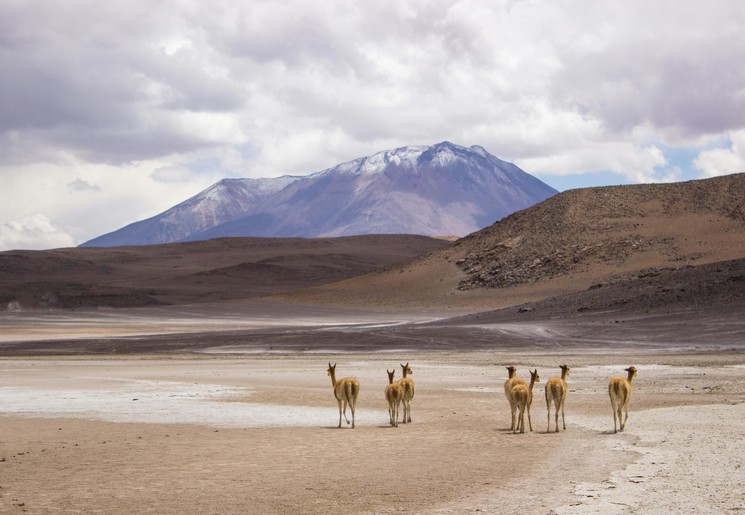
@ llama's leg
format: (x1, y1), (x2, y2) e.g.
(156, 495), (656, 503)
(554, 402), (560, 433)
(527, 404), (533, 432)
(342, 399), (351, 425)
(612, 402), (620, 433)
(337, 400), (343, 428)
(517, 404), (526, 434)
(349, 399), (355, 429)
(546, 398), (551, 432)
(510, 399), (517, 431)
(561, 396), (566, 430)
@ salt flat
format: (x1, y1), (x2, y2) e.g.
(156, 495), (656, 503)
(2, 352), (744, 513)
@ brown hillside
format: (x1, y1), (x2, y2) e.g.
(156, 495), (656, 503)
(454, 173), (745, 289)
(284, 174), (745, 310)
(0, 235), (449, 309)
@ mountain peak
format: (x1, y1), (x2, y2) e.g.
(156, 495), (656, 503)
(81, 143), (557, 247)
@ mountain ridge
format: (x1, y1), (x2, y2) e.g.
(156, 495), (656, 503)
(81, 142), (557, 247)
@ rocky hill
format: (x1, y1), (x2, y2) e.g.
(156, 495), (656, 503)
(452, 173), (745, 289)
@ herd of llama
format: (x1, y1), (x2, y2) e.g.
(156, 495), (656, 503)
(502, 364), (638, 434)
(328, 362), (638, 433)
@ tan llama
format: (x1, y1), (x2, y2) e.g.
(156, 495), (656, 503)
(609, 366), (637, 433)
(399, 363), (415, 423)
(545, 364), (570, 433)
(511, 368), (540, 434)
(327, 363), (360, 429)
(504, 365), (527, 431)
(384, 369), (403, 427)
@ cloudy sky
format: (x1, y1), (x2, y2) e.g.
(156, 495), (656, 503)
(1, 0), (744, 250)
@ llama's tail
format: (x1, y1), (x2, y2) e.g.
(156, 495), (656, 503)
(545, 383), (562, 405)
(609, 382), (624, 407)
(345, 381), (360, 405)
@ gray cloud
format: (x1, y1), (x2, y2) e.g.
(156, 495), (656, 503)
(549, 2), (745, 142)
(67, 179), (101, 192)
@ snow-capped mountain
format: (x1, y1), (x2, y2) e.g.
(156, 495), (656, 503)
(81, 142), (557, 247)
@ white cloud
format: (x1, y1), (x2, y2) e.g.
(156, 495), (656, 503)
(0, 214), (75, 250)
(694, 131), (745, 178)
(0, 159), (220, 250)
(516, 142), (673, 183)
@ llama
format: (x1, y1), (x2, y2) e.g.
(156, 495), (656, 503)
(399, 363), (415, 423)
(545, 364), (570, 433)
(384, 369), (403, 427)
(609, 366), (638, 433)
(504, 365), (527, 431)
(512, 368), (540, 434)
(327, 363), (360, 429)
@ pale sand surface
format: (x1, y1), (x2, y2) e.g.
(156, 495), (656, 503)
(0, 304), (446, 343)
(2, 353), (744, 514)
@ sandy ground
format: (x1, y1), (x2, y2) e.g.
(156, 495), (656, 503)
(2, 350), (744, 514)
